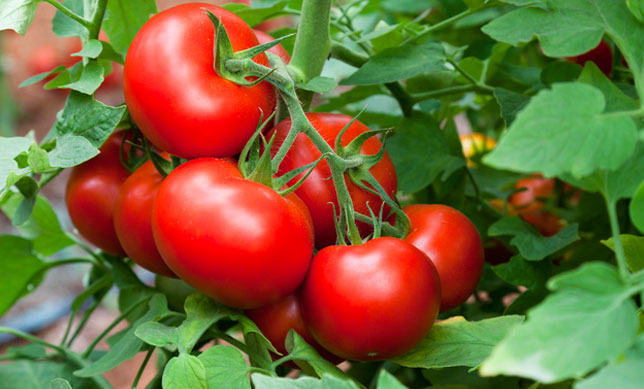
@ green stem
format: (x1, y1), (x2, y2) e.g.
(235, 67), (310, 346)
(67, 299), (101, 347)
(87, 0), (108, 39)
(605, 197), (629, 280)
(132, 347), (153, 389)
(43, 0), (92, 30)
(401, 7), (481, 46)
(600, 108), (644, 118)
(39, 168), (63, 187)
(412, 84), (481, 102)
(288, 0), (333, 110)
(82, 297), (149, 358)
(212, 330), (250, 355)
(450, 59), (494, 92)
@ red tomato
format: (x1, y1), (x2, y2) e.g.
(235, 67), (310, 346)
(66, 132), (129, 256)
(123, 3), (276, 159)
(566, 40), (613, 76)
(152, 158), (314, 309)
(113, 159), (175, 277)
(301, 237), (441, 361)
(269, 113), (397, 248)
(246, 293), (342, 364)
(253, 29), (290, 64)
(510, 176), (561, 237)
(404, 204), (484, 312)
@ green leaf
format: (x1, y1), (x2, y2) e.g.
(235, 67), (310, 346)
(27, 144), (51, 173)
(376, 370), (407, 389)
(341, 41), (447, 85)
(297, 76), (338, 94)
(602, 235), (644, 273)
(480, 262), (639, 383)
(251, 374), (360, 389)
(223, 2), (288, 27)
(48, 134), (100, 168)
(578, 62), (640, 113)
(162, 354), (207, 389)
(198, 345), (252, 389)
(55, 91), (126, 148)
(488, 217), (579, 260)
(627, 0), (644, 22)
(387, 113), (464, 194)
(177, 294), (239, 354)
(6, 343), (47, 359)
(0, 360), (94, 389)
(492, 255), (547, 288)
(60, 61), (105, 95)
(0, 236), (46, 315)
(285, 331), (347, 379)
(74, 294), (169, 377)
(493, 88), (530, 127)
(483, 83), (638, 179)
(19, 66), (67, 88)
(52, 0), (86, 38)
(576, 334), (644, 389)
(630, 179), (644, 234)
(135, 321), (178, 348)
(1, 195), (74, 256)
(0, 0), (38, 34)
(0, 136), (33, 193)
(50, 378), (72, 389)
(103, 0), (157, 57)
(393, 316), (524, 369)
(71, 39), (103, 59)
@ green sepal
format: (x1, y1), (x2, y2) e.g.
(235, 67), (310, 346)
(276, 154), (327, 197)
(234, 33), (295, 61)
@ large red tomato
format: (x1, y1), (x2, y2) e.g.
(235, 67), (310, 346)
(510, 175), (561, 237)
(152, 158), (314, 309)
(123, 3), (276, 159)
(300, 237), (441, 361)
(404, 204), (484, 312)
(246, 293), (341, 364)
(113, 159), (175, 277)
(269, 113), (397, 248)
(253, 29), (290, 64)
(66, 132), (129, 256)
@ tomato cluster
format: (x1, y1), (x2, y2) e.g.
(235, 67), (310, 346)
(66, 3), (485, 364)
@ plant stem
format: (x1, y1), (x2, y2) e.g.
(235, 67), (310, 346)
(605, 197), (629, 280)
(449, 59), (494, 92)
(87, 0), (108, 40)
(67, 299), (101, 347)
(82, 297), (149, 358)
(289, 0), (333, 110)
(401, 7), (481, 46)
(43, 0), (92, 30)
(132, 347), (154, 389)
(412, 84), (481, 102)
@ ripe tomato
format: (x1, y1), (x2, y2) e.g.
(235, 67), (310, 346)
(510, 175), (561, 237)
(269, 113), (397, 248)
(66, 132), (129, 256)
(566, 40), (613, 76)
(113, 159), (175, 277)
(246, 293), (342, 364)
(460, 133), (496, 166)
(123, 3), (276, 159)
(253, 29), (290, 64)
(152, 158), (314, 309)
(301, 237), (441, 361)
(404, 204), (484, 312)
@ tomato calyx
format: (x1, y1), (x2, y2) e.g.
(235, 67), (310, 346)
(205, 10), (292, 88)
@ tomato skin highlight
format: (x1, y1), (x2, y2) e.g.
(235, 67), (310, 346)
(510, 176), (561, 237)
(152, 158), (314, 309)
(253, 29), (291, 64)
(246, 293), (342, 364)
(123, 3), (276, 159)
(114, 159), (175, 277)
(403, 204), (484, 312)
(301, 237), (441, 361)
(269, 113), (397, 248)
(66, 133), (129, 256)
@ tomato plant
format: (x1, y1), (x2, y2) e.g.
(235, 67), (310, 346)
(123, 3), (276, 159)
(301, 237), (441, 361)
(3, 0), (644, 388)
